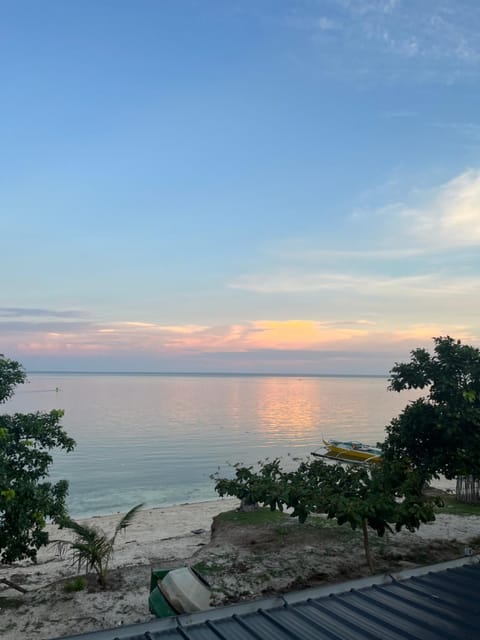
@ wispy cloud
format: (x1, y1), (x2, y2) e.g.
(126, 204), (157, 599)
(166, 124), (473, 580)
(337, 0), (400, 15)
(0, 307), (88, 318)
(407, 169), (480, 248)
(4, 318), (466, 355)
(228, 168), (480, 338)
(430, 121), (480, 144)
(286, 0), (480, 83)
(2, 306), (477, 374)
(275, 247), (425, 261)
(286, 14), (337, 31)
(9, 318), (474, 363)
(119, 322), (208, 334)
(316, 16), (337, 31)
(382, 110), (417, 119)
(0, 320), (94, 333)
(230, 271), (480, 296)
(276, 169), (480, 259)
(3, 167), (480, 367)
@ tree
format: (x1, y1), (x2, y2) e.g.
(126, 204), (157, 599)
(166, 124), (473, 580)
(0, 356), (26, 403)
(59, 503), (143, 588)
(0, 355), (76, 563)
(383, 336), (480, 490)
(212, 459), (286, 513)
(317, 460), (438, 572)
(212, 457), (438, 573)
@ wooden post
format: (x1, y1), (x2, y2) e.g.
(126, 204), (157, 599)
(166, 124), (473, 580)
(456, 475), (480, 503)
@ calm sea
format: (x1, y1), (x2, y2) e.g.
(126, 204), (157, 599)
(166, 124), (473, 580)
(4, 373), (421, 518)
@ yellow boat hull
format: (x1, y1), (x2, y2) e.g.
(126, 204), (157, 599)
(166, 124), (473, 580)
(323, 439), (382, 464)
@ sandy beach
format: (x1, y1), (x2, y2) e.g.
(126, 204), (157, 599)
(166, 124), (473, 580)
(3, 497), (240, 593)
(1, 496), (480, 640)
(0, 498), (237, 640)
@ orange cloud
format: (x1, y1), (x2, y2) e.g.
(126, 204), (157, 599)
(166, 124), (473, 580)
(9, 317), (478, 358)
(245, 320), (368, 350)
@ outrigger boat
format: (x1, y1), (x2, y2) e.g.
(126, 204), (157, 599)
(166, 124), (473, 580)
(312, 439), (382, 464)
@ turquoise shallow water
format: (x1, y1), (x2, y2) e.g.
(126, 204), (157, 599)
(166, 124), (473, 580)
(5, 373), (420, 517)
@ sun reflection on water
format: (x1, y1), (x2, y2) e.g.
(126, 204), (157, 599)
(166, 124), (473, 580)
(254, 377), (318, 439)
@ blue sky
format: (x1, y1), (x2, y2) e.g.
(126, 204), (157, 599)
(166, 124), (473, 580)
(2, 0), (480, 373)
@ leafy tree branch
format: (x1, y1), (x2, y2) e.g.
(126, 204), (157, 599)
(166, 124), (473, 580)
(0, 355), (75, 564)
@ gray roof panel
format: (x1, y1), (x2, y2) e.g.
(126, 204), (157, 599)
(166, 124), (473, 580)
(55, 558), (480, 640)
(297, 598), (415, 640)
(348, 589), (468, 640)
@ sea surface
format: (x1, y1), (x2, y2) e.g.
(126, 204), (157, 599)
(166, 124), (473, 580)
(5, 373), (422, 518)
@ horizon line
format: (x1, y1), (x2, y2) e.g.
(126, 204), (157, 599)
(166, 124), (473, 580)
(25, 370), (389, 378)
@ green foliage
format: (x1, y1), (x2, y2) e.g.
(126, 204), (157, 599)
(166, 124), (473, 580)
(212, 459), (286, 512)
(63, 576), (87, 592)
(212, 457), (439, 572)
(212, 339), (478, 570)
(215, 508), (286, 526)
(435, 495), (480, 516)
(192, 560), (227, 575)
(59, 503), (143, 588)
(0, 356), (76, 564)
(0, 355), (26, 404)
(383, 336), (480, 481)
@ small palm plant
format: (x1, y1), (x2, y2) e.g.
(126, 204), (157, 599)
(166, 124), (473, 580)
(59, 503), (143, 588)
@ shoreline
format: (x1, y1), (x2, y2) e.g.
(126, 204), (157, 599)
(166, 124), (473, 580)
(3, 496), (480, 640)
(66, 476), (458, 522)
(82, 495), (228, 521)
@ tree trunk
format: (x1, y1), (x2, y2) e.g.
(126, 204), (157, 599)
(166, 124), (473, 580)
(238, 498), (258, 512)
(0, 578), (27, 593)
(361, 519), (374, 574)
(456, 476), (480, 503)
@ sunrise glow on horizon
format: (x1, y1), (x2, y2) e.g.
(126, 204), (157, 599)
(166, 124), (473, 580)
(2, 1), (480, 374)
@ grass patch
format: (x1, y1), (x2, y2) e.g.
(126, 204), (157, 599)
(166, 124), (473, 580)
(215, 508), (288, 526)
(305, 514), (361, 536)
(274, 526), (291, 536)
(63, 576), (87, 593)
(192, 561), (227, 575)
(435, 495), (480, 516)
(0, 596), (23, 610)
(306, 515), (340, 528)
(468, 534), (480, 547)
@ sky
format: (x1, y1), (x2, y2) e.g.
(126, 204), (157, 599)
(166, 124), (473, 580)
(1, 0), (480, 374)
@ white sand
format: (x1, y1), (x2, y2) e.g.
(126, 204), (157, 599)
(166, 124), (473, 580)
(36, 498), (240, 580)
(0, 498), (238, 640)
(1, 497), (480, 640)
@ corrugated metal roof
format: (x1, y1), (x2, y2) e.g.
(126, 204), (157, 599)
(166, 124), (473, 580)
(56, 557), (480, 640)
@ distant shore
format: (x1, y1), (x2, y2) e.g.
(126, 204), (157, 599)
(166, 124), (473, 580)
(26, 370), (389, 378)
